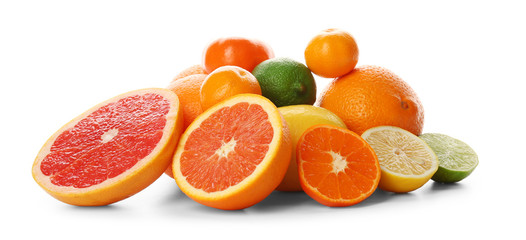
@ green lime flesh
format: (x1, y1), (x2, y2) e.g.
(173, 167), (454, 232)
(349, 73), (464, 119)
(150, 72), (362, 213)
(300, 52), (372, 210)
(420, 133), (478, 183)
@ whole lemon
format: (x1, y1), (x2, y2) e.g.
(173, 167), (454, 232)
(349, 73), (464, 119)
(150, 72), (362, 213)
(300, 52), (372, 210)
(277, 105), (347, 191)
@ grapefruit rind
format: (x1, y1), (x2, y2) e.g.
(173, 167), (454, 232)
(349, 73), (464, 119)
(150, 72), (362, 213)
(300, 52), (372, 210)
(32, 88), (183, 206)
(172, 94), (291, 210)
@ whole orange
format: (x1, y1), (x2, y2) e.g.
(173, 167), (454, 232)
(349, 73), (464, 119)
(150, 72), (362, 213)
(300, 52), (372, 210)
(304, 28), (359, 78)
(172, 64), (207, 82)
(200, 65), (262, 110)
(167, 74), (207, 129)
(202, 37), (274, 73)
(317, 65), (424, 136)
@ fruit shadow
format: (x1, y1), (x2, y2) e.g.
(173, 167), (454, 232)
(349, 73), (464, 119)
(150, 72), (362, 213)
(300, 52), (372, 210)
(249, 188), (404, 211)
(346, 188), (418, 209)
(160, 187), (416, 214)
(66, 204), (124, 213)
(159, 186), (250, 216)
(355, 182), (465, 207)
(248, 190), (318, 212)
(427, 181), (465, 193)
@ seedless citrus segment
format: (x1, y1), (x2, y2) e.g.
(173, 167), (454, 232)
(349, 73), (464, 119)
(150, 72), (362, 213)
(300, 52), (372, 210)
(181, 103), (272, 192)
(32, 88), (183, 206)
(297, 125), (380, 207)
(420, 133), (478, 183)
(361, 126), (438, 193)
(172, 94), (291, 210)
(276, 105), (347, 192)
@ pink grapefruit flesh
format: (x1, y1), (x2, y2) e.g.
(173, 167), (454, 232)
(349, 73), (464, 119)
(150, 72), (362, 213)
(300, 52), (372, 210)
(32, 88), (183, 206)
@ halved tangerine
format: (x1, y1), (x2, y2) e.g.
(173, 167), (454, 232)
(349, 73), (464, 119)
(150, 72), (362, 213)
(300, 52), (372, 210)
(32, 88), (183, 206)
(297, 124), (381, 207)
(172, 94), (291, 210)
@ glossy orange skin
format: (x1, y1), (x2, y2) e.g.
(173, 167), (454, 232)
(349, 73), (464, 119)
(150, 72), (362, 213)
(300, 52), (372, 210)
(200, 66), (262, 111)
(172, 64), (207, 82)
(304, 28), (359, 78)
(165, 74), (208, 178)
(317, 65), (424, 136)
(202, 37), (274, 73)
(167, 74), (207, 130)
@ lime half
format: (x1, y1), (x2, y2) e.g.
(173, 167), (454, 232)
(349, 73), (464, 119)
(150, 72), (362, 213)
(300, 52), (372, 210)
(420, 133), (478, 183)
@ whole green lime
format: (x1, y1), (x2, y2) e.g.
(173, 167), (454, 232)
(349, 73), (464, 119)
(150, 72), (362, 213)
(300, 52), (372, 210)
(252, 57), (316, 107)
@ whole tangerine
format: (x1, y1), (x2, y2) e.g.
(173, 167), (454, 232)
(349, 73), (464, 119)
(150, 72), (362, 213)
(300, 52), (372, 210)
(203, 37), (274, 73)
(304, 28), (359, 78)
(200, 65), (262, 111)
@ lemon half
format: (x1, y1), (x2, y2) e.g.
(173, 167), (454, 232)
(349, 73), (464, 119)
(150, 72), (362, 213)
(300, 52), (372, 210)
(362, 126), (438, 193)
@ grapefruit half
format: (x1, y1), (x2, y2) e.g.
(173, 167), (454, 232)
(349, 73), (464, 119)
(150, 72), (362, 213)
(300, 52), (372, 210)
(32, 88), (183, 206)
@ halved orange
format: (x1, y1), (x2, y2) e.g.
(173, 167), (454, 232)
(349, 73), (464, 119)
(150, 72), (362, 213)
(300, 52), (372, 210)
(297, 125), (380, 207)
(32, 88), (183, 206)
(172, 94), (291, 210)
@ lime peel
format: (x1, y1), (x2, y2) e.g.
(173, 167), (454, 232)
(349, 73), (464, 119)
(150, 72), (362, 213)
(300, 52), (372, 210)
(420, 133), (478, 183)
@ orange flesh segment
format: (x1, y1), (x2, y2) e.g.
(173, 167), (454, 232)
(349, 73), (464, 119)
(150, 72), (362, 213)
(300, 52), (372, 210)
(180, 102), (273, 193)
(299, 126), (379, 201)
(40, 93), (170, 188)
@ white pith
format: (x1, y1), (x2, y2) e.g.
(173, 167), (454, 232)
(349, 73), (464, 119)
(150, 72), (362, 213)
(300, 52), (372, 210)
(329, 151), (347, 174)
(100, 128), (119, 144)
(216, 139), (237, 158)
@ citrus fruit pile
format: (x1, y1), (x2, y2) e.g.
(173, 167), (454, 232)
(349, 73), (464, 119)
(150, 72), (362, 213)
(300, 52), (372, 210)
(32, 28), (478, 209)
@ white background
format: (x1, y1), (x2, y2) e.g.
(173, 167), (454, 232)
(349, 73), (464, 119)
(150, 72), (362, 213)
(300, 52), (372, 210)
(1, 0), (524, 239)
